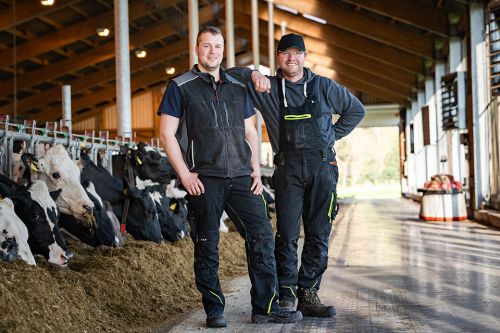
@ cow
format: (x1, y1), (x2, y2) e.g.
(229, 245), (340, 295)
(0, 175), (69, 267)
(58, 181), (121, 248)
(19, 145), (94, 221)
(0, 198), (36, 265)
(79, 155), (163, 243)
(146, 187), (188, 242)
(112, 143), (176, 185)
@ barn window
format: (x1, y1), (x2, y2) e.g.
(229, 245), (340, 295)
(421, 106), (430, 146)
(488, 2), (500, 96)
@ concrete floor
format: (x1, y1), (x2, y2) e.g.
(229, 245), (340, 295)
(159, 198), (500, 333)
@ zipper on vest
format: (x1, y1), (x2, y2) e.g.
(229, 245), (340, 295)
(223, 102), (230, 128)
(210, 101), (219, 128)
(215, 83), (230, 176)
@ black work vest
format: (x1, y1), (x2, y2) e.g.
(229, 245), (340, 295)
(173, 67), (253, 178)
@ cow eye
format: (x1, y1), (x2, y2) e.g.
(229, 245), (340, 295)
(52, 172), (60, 179)
(31, 214), (40, 221)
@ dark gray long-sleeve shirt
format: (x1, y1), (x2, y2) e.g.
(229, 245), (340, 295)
(226, 67), (366, 153)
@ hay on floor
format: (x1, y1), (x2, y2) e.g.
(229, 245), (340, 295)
(0, 231), (247, 333)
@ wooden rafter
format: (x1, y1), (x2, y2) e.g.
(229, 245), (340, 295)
(341, 0), (451, 37)
(236, 27), (412, 97)
(0, 0), (180, 66)
(0, 0), (81, 31)
(36, 59), (190, 123)
(232, 0), (424, 74)
(0, 5), (219, 97)
(234, 16), (417, 88)
(271, 0), (434, 59)
(1, 40), (189, 115)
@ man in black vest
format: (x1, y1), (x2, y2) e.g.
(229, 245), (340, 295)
(158, 26), (302, 328)
(227, 33), (365, 317)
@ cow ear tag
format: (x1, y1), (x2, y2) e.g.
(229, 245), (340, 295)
(30, 162), (39, 172)
(136, 156), (142, 165)
(123, 188), (128, 196)
(169, 202), (177, 211)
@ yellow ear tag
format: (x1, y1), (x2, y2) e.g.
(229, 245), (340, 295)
(136, 156), (142, 165)
(123, 188), (128, 196)
(30, 162), (39, 172)
(169, 202), (177, 211)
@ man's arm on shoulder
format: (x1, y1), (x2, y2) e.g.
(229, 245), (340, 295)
(327, 79), (366, 140)
(227, 67), (278, 119)
(226, 66), (256, 84)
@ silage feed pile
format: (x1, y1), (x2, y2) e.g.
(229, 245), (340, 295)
(0, 232), (247, 333)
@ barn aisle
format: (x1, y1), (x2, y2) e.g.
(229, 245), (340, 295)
(158, 198), (500, 333)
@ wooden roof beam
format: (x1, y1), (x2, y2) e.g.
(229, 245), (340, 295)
(0, 4), (220, 97)
(236, 27), (411, 97)
(0, 0), (81, 31)
(234, 18), (417, 88)
(0, 0), (181, 66)
(271, 0), (434, 59)
(35, 59), (190, 123)
(341, 0), (451, 37)
(232, 0), (423, 74)
(236, 54), (404, 105)
(2, 40), (189, 115)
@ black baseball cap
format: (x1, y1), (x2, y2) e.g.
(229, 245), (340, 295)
(277, 33), (306, 52)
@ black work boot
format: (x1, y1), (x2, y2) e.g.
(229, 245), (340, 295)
(279, 286), (297, 311)
(297, 288), (336, 317)
(251, 309), (303, 324)
(206, 314), (227, 328)
(279, 298), (295, 311)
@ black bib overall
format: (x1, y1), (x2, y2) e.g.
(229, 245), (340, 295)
(273, 77), (339, 301)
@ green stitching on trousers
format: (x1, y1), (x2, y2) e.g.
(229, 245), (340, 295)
(209, 290), (224, 305)
(328, 191), (335, 223)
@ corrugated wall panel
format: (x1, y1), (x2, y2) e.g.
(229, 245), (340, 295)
(103, 104), (118, 129)
(101, 91), (153, 130)
(131, 91), (153, 129)
(73, 117), (97, 132)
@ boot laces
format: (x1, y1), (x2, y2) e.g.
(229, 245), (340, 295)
(303, 288), (321, 305)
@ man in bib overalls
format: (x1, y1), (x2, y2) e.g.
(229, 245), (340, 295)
(227, 33), (365, 317)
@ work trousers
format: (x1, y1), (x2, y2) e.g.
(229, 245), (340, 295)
(273, 150), (338, 300)
(187, 175), (279, 316)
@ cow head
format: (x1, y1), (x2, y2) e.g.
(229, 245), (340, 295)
(123, 180), (163, 244)
(132, 142), (176, 184)
(27, 145), (94, 220)
(0, 175), (68, 266)
(0, 198), (36, 265)
(83, 181), (120, 247)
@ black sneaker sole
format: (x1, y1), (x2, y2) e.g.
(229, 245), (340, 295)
(251, 311), (303, 324)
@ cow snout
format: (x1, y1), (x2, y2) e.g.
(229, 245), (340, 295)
(0, 238), (18, 262)
(1, 237), (16, 251)
(83, 205), (93, 214)
(60, 253), (69, 267)
(65, 250), (74, 259)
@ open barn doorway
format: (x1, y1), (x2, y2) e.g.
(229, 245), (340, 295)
(336, 126), (401, 199)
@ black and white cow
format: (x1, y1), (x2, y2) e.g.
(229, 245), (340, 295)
(58, 181), (121, 248)
(146, 186), (188, 242)
(0, 175), (69, 267)
(112, 143), (176, 185)
(79, 155), (163, 243)
(18, 145), (94, 220)
(0, 198), (36, 265)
